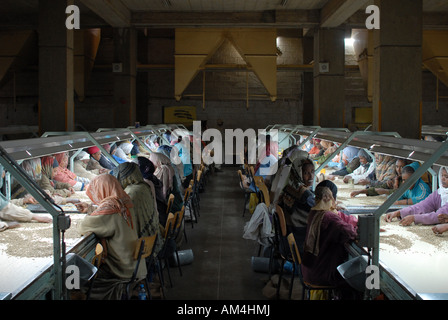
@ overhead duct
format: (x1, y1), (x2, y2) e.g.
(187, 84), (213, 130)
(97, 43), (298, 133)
(352, 29), (448, 104)
(174, 28), (277, 102)
(0, 30), (37, 89)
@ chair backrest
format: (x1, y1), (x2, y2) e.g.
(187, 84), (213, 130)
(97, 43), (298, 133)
(91, 243), (104, 268)
(275, 205), (287, 237)
(287, 233), (302, 266)
(164, 212), (175, 239)
(133, 233), (158, 261)
(254, 176), (270, 207)
(183, 186), (192, 203)
(172, 205), (185, 239)
(166, 193), (175, 215)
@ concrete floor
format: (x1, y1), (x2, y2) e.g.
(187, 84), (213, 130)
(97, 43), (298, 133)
(163, 166), (270, 300)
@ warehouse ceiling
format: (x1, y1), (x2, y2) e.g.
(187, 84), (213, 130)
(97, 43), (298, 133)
(0, 0), (448, 30)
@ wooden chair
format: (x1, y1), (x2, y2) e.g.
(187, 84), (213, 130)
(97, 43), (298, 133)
(271, 205), (292, 299)
(157, 212), (176, 288)
(237, 169), (258, 217)
(254, 176), (270, 207)
(184, 186), (197, 228)
(85, 243), (104, 300)
(287, 233), (336, 300)
(171, 205), (186, 277)
(125, 233), (158, 300)
(166, 193), (175, 216)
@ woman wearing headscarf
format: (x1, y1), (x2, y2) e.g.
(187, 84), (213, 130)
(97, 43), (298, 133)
(111, 162), (162, 255)
(394, 162), (431, 205)
(302, 181), (358, 294)
(38, 155), (75, 200)
(52, 152), (90, 191)
(77, 174), (144, 300)
(342, 149), (375, 185)
(386, 166), (448, 227)
(157, 145), (185, 190)
(149, 152), (174, 199)
(277, 150), (316, 250)
(137, 156), (168, 225)
(73, 151), (101, 181)
(0, 164), (52, 232)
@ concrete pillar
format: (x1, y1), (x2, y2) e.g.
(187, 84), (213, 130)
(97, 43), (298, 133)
(313, 28), (346, 127)
(302, 36), (314, 126)
(113, 28), (137, 128)
(38, 0), (74, 133)
(373, 0), (422, 139)
(136, 30), (148, 126)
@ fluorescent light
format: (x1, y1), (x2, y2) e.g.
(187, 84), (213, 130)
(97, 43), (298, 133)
(345, 38), (355, 46)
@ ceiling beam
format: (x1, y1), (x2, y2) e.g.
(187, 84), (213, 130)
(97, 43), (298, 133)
(80, 0), (130, 28)
(131, 10), (320, 28)
(321, 0), (370, 28)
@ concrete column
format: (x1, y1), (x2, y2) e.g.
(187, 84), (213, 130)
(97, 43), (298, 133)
(302, 36), (314, 126)
(313, 28), (346, 127)
(113, 28), (137, 128)
(373, 0), (422, 139)
(38, 0), (74, 133)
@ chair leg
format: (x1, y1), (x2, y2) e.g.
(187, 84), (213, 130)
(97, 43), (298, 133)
(175, 249), (183, 276)
(276, 259), (285, 300)
(164, 257), (174, 288)
(288, 263), (295, 300)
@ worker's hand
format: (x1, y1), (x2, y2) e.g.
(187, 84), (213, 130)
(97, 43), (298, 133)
(399, 215), (415, 226)
(23, 194), (38, 204)
(99, 168), (109, 174)
(343, 177), (349, 184)
(75, 202), (89, 213)
(438, 214), (448, 224)
(350, 191), (361, 198)
(385, 210), (400, 222)
(357, 179), (369, 185)
(432, 224), (448, 235)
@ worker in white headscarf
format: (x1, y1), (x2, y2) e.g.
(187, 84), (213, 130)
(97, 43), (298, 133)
(0, 164), (52, 232)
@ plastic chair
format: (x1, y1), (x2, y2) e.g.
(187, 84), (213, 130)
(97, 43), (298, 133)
(125, 233), (158, 300)
(287, 233), (336, 300)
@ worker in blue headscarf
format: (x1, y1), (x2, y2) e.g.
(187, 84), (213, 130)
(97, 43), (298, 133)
(394, 162), (431, 205)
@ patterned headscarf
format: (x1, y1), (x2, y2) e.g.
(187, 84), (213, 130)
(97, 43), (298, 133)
(86, 174), (134, 228)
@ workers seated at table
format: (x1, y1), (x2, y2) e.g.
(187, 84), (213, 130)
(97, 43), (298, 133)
(328, 149), (375, 185)
(86, 146), (115, 171)
(74, 151), (107, 181)
(0, 164), (51, 232)
(77, 174), (145, 300)
(52, 152), (90, 191)
(385, 166), (448, 226)
(358, 154), (398, 187)
(301, 182), (358, 298)
(326, 147), (360, 178)
(351, 161), (431, 206)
